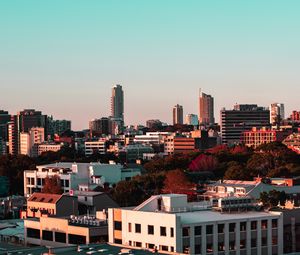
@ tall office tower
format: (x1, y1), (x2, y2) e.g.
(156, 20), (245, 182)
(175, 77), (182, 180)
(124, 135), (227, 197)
(185, 114), (199, 126)
(0, 110), (11, 154)
(199, 90), (215, 125)
(111, 84), (124, 122)
(8, 116), (18, 155)
(270, 103), (285, 125)
(220, 104), (270, 145)
(173, 104), (183, 125)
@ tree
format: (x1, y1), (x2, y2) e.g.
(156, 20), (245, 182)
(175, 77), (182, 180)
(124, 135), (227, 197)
(41, 176), (63, 194)
(259, 190), (286, 208)
(189, 154), (218, 172)
(223, 161), (249, 180)
(162, 169), (194, 195)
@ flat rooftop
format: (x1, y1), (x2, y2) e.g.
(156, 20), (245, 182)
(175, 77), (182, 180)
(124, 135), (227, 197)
(0, 243), (163, 255)
(178, 210), (279, 225)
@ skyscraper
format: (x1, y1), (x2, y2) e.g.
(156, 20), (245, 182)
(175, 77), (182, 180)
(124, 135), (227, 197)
(173, 104), (183, 125)
(199, 90), (214, 125)
(111, 84), (124, 123)
(270, 103), (285, 125)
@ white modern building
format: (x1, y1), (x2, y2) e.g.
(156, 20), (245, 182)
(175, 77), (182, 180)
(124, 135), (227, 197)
(20, 127), (45, 157)
(38, 143), (62, 155)
(185, 114), (199, 126)
(134, 132), (172, 146)
(24, 162), (142, 197)
(108, 194), (283, 255)
(85, 139), (106, 156)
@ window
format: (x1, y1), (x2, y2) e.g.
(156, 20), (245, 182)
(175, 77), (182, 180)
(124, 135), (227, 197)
(135, 242), (142, 247)
(229, 241), (235, 250)
(218, 224), (224, 234)
(262, 237), (267, 246)
(160, 226), (167, 236)
(135, 224), (141, 233)
(262, 220), (268, 229)
(206, 243), (213, 253)
(206, 225), (213, 235)
(170, 246), (174, 252)
(195, 244), (201, 254)
(65, 180), (69, 187)
(160, 245), (168, 251)
(251, 221), (257, 230)
(147, 243), (155, 249)
(272, 236), (278, 245)
(55, 232), (66, 243)
(195, 226), (201, 236)
(148, 225), (154, 235)
(218, 242), (225, 251)
(272, 219), (278, 228)
(182, 227), (190, 237)
(27, 228), (40, 239)
(68, 234), (86, 245)
(170, 227), (174, 237)
(229, 223), (235, 232)
(84, 196), (88, 202)
(240, 222), (246, 231)
(42, 230), (53, 241)
(128, 223), (132, 232)
(37, 178), (42, 186)
(251, 238), (257, 247)
(240, 240), (246, 249)
(114, 221), (122, 231)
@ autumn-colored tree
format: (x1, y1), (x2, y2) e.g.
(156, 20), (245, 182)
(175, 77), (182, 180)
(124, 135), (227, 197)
(162, 169), (194, 194)
(41, 175), (63, 194)
(188, 154), (218, 172)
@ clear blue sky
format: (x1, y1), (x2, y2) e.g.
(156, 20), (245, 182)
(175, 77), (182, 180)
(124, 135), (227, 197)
(1, 1), (299, 130)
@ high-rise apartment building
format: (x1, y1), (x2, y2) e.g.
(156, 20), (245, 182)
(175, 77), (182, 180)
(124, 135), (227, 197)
(199, 90), (214, 125)
(173, 104), (183, 125)
(270, 103), (284, 125)
(111, 84), (124, 123)
(8, 109), (47, 155)
(20, 127), (45, 157)
(0, 110), (11, 154)
(185, 114), (198, 126)
(220, 104), (270, 145)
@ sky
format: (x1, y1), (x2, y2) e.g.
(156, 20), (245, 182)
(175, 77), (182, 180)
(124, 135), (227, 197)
(0, 1), (300, 130)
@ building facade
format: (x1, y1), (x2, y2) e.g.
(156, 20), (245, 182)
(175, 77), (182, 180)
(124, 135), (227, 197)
(111, 84), (124, 123)
(199, 91), (214, 125)
(220, 104), (270, 145)
(185, 114), (199, 126)
(108, 194), (283, 255)
(270, 103), (284, 125)
(173, 104), (183, 125)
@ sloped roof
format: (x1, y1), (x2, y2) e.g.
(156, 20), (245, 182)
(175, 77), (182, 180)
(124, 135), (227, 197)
(28, 193), (62, 204)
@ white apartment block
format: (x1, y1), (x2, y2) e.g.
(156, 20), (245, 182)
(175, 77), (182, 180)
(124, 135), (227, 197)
(134, 132), (172, 146)
(24, 162), (141, 197)
(38, 143), (62, 155)
(85, 139), (106, 156)
(108, 194), (283, 255)
(20, 127), (45, 157)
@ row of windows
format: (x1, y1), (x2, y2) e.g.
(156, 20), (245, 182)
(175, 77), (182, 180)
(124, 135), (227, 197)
(182, 237), (278, 254)
(183, 220), (278, 237)
(122, 222), (174, 237)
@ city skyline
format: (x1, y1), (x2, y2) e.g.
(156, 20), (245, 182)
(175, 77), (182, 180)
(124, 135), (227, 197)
(1, 1), (300, 129)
